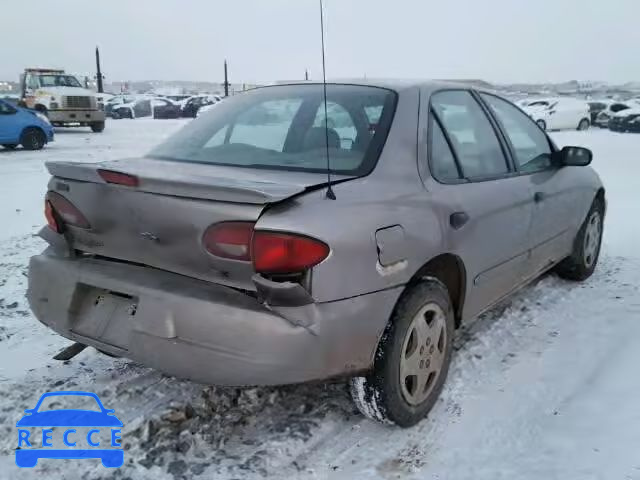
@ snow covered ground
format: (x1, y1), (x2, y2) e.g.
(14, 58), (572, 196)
(0, 120), (639, 479)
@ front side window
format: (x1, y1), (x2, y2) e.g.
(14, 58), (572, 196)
(431, 90), (509, 179)
(481, 93), (552, 173)
(26, 75), (39, 90)
(148, 84), (397, 175)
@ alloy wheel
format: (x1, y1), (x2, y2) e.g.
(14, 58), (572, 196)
(399, 302), (448, 406)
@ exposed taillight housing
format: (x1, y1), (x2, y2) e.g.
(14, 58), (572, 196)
(202, 222), (253, 261)
(98, 169), (139, 187)
(46, 191), (90, 232)
(202, 222), (330, 274)
(252, 231), (330, 274)
(45, 200), (61, 233)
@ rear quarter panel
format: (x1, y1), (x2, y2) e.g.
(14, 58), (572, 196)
(257, 86), (449, 304)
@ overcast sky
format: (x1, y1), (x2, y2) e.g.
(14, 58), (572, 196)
(2, 0), (639, 84)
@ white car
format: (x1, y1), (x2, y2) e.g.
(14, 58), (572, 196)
(520, 98), (591, 131)
(195, 98), (223, 117)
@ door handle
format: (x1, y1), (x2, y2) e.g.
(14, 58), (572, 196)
(534, 192), (545, 203)
(450, 212), (469, 230)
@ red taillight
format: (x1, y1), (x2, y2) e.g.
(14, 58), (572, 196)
(202, 222), (254, 260)
(46, 192), (90, 231)
(252, 231), (329, 273)
(45, 200), (61, 233)
(98, 169), (139, 187)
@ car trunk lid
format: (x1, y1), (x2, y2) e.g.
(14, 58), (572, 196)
(46, 158), (342, 291)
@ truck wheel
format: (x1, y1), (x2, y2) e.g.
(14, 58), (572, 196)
(556, 198), (604, 281)
(349, 279), (455, 427)
(90, 122), (105, 133)
(2, 144), (18, 150)
(20, 128), (46, 150)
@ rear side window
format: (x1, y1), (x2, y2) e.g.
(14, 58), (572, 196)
(429, 117), (461, 182)
(148, 84), (397, 175)
(480, 93), (552, 173)
(611, 103), (629, 113)
(431, 90), (509, 179)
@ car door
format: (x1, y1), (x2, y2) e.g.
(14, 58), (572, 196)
(424, 89), (535, 318)
(559, 100), (580, 129)
(479, 93), (580, 275)
(0, 101), (19, 143)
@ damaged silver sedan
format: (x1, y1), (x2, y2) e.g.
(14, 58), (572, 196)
(28, 81), (604, 426)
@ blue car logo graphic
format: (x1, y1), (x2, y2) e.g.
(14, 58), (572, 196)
(15, 391), (123, 468)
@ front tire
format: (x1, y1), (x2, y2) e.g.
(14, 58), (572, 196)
(578, 118), (590, 131)
(20, 128), (46, 150)
(350, 280), (455, 427)
(556, 199), (604, 281)
(90, 122), (105, 133)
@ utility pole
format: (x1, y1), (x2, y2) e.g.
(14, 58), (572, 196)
(305, 69), (309, 81)
(224, 60), (229, 97)
(95, 46), (104, 93)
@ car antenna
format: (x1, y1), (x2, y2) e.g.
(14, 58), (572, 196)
(319, 0), (336, 200)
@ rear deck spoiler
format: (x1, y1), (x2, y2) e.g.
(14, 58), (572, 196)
(45, 160), (310, 205)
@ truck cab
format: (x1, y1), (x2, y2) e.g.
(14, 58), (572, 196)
(21, 68), (105, 132)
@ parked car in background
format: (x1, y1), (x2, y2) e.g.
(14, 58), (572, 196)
(111, 97), (153, 119)
(152, 98), (182, 119)
(165, 94), (191, 103)
(95, 93), (114, 111)
(181, 95), (220, 118)
(29, 81), (605, 428)
(0, 98), (54, 150)
(521, 97), (591, 131)
(590, 100), (632, 128)
(104, 95), (138, 117)
(608, 108), (640, 133)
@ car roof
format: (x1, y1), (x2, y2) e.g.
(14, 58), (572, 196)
(263, 79), (496, 94)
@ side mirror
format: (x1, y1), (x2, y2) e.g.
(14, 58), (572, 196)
(556, 146), (593, 167)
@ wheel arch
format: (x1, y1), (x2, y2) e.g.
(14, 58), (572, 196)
(20, 125), (47, 145)
(595, 186), (606, 207)
(402, 253), (467, 328)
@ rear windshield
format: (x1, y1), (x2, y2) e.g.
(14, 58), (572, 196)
(147, 84), (397, 175)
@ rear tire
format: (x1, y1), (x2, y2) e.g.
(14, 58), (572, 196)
(20, 128), (46, 150)
(578, 118), (590, 131)
(556, 198), (604, 281)
(90, 122), (105, 133)
(536, 119), (547, 131)
(349, 280), (455, 427)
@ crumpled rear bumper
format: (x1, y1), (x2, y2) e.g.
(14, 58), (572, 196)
(27, 249), (400, 386)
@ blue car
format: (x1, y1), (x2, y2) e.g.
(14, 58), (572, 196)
(0, 98), (54, 150)
(16, 391), (123, 468)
